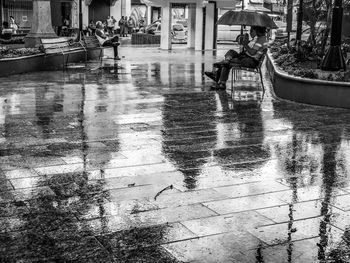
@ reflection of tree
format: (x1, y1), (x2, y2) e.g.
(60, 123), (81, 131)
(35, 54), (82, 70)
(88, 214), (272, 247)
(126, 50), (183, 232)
(161, 92), (217, 190)
(272, 101), (350, 261)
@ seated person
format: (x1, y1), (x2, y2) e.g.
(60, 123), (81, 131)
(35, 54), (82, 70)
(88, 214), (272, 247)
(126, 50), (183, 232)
(95, 21), (120, 60)
(205, 26), (269, 90)
(1, 21), (13, 40)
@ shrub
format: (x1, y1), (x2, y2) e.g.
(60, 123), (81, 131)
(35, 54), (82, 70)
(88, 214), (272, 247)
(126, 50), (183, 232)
(0, 46), (43, 59)
(0, 37), (24, 45)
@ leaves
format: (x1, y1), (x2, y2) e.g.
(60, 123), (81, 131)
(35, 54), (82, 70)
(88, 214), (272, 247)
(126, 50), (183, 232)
(0, 47), (43, 59)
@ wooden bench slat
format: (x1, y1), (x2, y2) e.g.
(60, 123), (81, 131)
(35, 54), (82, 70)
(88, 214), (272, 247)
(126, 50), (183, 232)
(41, 37), (85, 56)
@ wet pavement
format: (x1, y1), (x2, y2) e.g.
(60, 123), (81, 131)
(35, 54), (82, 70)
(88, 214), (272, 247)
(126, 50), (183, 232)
(1, 45), (350, 262)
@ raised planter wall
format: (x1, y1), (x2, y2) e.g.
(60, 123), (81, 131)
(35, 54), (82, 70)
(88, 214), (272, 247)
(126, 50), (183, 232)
(0, 49), (101, 77)
(266, 53), (350, 109)
(131, 33), (161, 45)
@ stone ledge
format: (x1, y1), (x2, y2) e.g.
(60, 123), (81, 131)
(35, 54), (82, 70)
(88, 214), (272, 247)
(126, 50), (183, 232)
(0, 49), (101, 77)
(266, 52), (350, 109)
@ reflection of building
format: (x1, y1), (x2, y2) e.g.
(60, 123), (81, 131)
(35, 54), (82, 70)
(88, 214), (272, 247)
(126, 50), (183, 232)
(0, 0), (134, 33)
(0, 0), (79, 32)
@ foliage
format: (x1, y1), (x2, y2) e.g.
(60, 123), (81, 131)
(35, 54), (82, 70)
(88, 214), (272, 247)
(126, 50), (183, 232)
(0, 46), (43, 59)
(270, 42), (348, 80)
(0, 37), (24, 45)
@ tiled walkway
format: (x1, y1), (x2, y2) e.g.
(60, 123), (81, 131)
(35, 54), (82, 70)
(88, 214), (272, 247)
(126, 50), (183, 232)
(1, 45), (350, 262)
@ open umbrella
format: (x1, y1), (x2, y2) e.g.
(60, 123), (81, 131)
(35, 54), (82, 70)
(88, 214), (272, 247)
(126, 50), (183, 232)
(218, 10), (278, 29)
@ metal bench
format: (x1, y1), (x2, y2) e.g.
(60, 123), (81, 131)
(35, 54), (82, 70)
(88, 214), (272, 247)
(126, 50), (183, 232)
(230, 50), (267, 98)
(41, 37), (86, 69)
(82, 35), (103, 61)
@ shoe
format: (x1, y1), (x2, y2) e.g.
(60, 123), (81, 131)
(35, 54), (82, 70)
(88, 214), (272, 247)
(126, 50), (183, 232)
(114, 56), (121, 60)
(211, 82), (226, 90)
(204, 71), (216, 81)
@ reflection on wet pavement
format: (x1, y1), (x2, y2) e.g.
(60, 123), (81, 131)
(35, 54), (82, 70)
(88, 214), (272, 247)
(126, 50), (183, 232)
(1, 46), (350, 262)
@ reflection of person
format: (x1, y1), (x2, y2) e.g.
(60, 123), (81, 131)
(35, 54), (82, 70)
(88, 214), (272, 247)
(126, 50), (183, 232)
(95, 21), (120, 60)
(205, 26), (269, 90)
(1, 21), (13, 39)
(9, 16), (18, 34)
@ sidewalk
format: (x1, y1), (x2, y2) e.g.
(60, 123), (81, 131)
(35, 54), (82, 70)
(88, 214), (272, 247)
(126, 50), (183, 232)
(1, 45), (350, 262)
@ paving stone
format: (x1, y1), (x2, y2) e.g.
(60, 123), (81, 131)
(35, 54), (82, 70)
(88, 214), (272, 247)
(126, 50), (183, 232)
(203, 192), (289, 214)
(248, 217), (339, 246)
(213, 180), (290, 198)
(257, 200), (343, 223)
(129, 204), (217, 227)
(162, 232), (263, 263)
(108, 184), (181, 202)
(3, 169), (39, 179)
(182, 211), (274, 237)
(276, 185), (348, 203)
(330, 194), (350, 211)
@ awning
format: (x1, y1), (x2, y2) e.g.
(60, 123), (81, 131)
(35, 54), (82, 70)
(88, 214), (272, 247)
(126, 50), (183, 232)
(245, 4), (271, 12)
(140, 0), (163, 6)
(140, 0), (237, 8)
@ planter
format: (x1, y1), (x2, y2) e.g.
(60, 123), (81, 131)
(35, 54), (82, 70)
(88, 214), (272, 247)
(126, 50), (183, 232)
(266, 52), (350, 109)
(0, 49), (101, 77)
(131, 33), (160, 45)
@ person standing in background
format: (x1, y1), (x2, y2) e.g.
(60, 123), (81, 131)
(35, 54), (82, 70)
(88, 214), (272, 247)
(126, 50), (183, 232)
(127, 17), (134, 35)
(106, 16), (114, 36)
(118, 16), (125, 37)
(124, 16), (129, 37)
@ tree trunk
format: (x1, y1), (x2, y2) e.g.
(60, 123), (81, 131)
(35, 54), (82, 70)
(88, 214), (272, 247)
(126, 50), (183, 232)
(320, 3), (333, 55)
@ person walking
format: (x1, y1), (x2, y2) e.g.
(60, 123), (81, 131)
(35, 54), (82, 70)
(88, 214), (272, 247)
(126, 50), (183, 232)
(95, 21), (120, 60)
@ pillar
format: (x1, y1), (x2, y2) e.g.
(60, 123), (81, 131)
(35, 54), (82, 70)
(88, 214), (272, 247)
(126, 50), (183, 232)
(125, 0), (131, 17)
(187, 4), (196, 49)
(24, 0), (56, 47)
(194, 3), (203, 51)
(160, 2), (171, 50)
(82, 2), (89, 27)
(204, 2), (215, 50)
(147, 6), (152, 25)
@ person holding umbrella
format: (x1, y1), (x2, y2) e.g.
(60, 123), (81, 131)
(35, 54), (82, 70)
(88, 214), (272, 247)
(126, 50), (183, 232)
(205, 25), (269, 90)
(204, 10), (277, 90)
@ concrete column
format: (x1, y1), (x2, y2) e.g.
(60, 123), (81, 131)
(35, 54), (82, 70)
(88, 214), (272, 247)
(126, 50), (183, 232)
(195, 3), (203, 51)
(82, 3), (89, 27)
(25, 0), (56, 47)
(110, 2), (121, 22)
(71, 0), (79, 28)
(187, 4), (196, 48)
(204, 2), (215, 50)
(160, 2), (171, 50)
(125, 0), (131, 17)
(147, 6), (152, 25)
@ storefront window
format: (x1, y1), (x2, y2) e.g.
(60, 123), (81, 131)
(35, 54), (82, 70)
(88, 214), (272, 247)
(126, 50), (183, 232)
(2, 0), (33, 31)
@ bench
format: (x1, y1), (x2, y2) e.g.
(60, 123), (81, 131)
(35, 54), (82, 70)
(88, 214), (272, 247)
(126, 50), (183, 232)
(230, 50), (267, 97)
(82, 35), (103, 61)
(40, 37), (86, 68)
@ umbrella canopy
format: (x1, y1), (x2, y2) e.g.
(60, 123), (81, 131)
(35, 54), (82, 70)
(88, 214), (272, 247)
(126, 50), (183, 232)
(218, 10), (278, 29)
